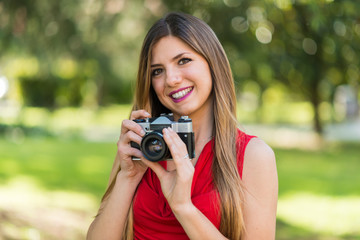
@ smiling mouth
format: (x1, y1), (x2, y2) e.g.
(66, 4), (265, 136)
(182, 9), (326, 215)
(170, 87), (193, 100)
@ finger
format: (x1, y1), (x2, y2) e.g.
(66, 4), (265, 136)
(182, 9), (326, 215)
(163, 128), (189, 158)
(121, 119), (146, 136)
(130, 110), (151, 120)
(124, 130), (143, 145)
(120, 145), (144, 160)
(127, 147), (143, 159)
(117, 138), (144, 158)
(141, 157), (167, 179)
(163, 128), (194, 170)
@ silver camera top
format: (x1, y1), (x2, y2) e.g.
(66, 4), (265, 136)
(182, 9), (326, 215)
(136, 114), (193, 133)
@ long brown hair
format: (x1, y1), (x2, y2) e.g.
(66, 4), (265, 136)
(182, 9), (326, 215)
(103, 12), (244, 239)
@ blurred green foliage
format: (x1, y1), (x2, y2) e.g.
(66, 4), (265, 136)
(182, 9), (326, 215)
(0, 0), (359, 133)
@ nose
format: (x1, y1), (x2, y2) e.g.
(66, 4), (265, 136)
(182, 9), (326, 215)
(165, 67), (182, 87)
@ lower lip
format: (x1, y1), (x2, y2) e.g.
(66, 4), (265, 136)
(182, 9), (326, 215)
(171, 88), (193, 103)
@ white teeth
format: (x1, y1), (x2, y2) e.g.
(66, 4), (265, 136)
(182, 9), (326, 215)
(171, 87), (192, 99)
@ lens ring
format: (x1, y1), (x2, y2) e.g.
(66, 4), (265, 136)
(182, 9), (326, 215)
(141, 132), (168, 162)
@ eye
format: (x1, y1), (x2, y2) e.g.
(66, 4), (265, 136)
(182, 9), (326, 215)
(152, 68), (163, 76)
(178, 58), (192, 65)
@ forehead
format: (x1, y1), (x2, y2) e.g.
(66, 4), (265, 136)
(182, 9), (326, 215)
(151, 36), (195, 62)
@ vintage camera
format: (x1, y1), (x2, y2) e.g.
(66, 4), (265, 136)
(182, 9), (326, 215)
(130, 113), (195, 162)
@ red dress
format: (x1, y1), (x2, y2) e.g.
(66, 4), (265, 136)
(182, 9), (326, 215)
(133, 129), (255, 240)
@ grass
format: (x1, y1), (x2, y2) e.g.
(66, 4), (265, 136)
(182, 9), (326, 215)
(276, 143), (360, 197)
(0, 137), (116, 239)
(0, 101), (359, 239)
(0, 137), (115, 197)
(0, 136), (359, 239)
(275, 143), (360, 239)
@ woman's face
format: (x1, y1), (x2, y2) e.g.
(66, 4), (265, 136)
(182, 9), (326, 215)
(150, 36), (213, 120)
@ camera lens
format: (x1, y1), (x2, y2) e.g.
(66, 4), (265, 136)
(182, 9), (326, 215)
(145, 139), (163, 154)
(141, 131), (169, 162)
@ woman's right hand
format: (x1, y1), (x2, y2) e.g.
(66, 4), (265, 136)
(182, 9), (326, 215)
(87, 109), (151, 240)
(116, 110), (151, 181)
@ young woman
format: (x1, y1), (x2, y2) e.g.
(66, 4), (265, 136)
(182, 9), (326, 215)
(87, 12), (278, 240)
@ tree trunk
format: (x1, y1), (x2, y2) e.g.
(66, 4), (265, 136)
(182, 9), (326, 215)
(311, 92), (323, 134)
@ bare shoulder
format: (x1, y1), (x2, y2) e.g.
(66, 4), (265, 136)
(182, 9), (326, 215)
(243, 137), (276, 177)
(241, 138), (278, 239)
(242, 137), (278, 196)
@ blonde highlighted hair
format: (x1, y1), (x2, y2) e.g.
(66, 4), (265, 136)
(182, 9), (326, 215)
(102, 12), (244, 239)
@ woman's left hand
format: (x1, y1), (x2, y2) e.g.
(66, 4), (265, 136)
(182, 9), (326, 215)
(141, 127), (194, 212)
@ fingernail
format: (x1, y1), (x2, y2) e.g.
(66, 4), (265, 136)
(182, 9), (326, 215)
(140, 130), (146, 136)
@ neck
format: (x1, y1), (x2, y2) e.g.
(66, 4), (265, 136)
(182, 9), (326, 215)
(172, 97), (214, 143)
(191, 109), (214, 144)
(171, 96), (214, 162)
(188, 99), (214, 162)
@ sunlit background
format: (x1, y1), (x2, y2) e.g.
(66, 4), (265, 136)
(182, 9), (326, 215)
(0, 0), (359, 239)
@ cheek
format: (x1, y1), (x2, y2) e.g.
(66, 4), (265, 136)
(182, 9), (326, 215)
(193, 65), (212, 89)
(151, 79), (163, 95)
(190, 62), (211, 79)
(183, 67), (199, 78)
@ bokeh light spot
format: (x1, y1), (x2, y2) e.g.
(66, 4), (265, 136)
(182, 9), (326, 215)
(0, 76), (9, 98)
(255, 26), (272, 44)
(231, 16), (249, 33)
(334, 20), (346, 37)
(302, 38), (317, 55)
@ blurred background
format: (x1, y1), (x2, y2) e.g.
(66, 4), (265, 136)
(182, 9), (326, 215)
(0, 0), (359, 239)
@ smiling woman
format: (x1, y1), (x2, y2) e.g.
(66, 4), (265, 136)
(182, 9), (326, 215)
(87, 12), (278, 240)
(150, 36), (213, 120)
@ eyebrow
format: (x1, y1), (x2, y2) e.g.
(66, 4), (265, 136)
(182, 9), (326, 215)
(150, 52), (190, 68)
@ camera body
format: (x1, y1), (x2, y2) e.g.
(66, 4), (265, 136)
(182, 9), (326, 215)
(130, 113), (195, 162)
